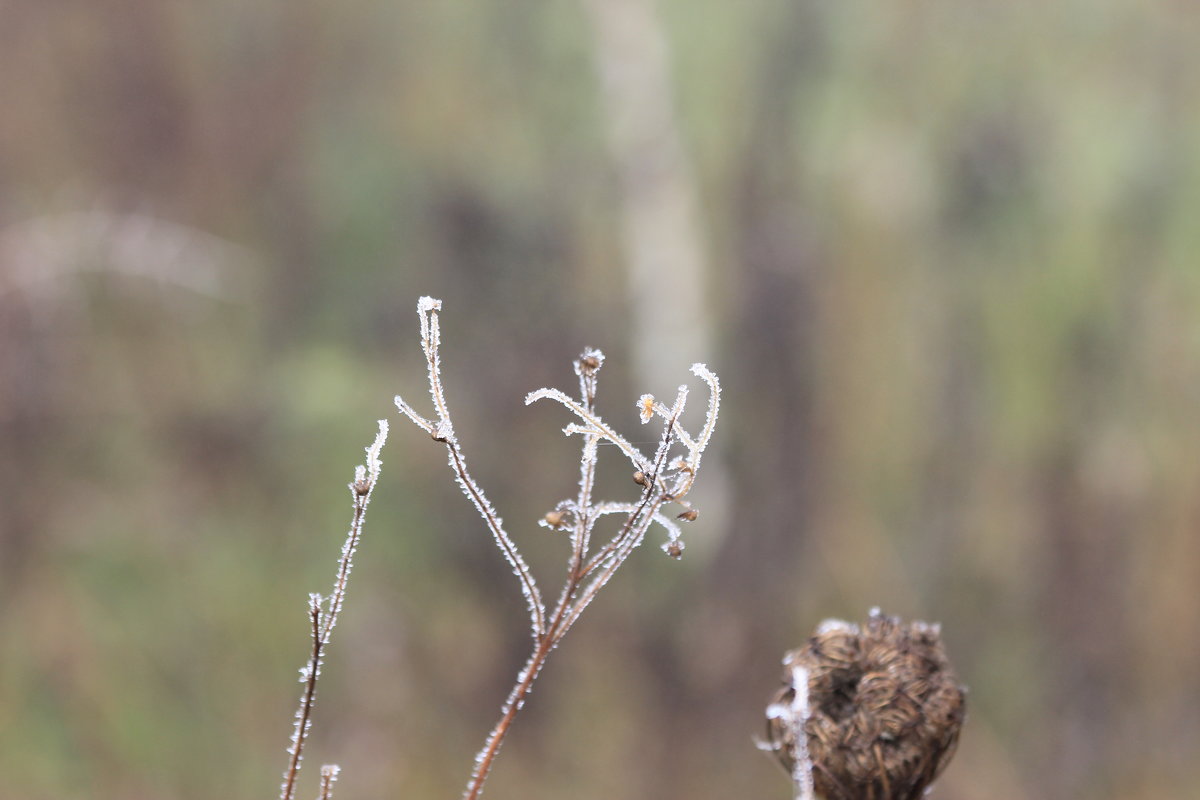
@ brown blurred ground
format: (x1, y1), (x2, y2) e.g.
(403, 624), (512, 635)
(3, 1), (1200, 799)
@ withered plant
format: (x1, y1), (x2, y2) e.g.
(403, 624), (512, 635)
(394, 297), (720, 800)
(277, 296), (720, 800)
(279, 420), (388, 800)
(761, 609), (966, 800)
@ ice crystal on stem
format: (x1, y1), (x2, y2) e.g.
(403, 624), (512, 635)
(393, 298), (720, 800)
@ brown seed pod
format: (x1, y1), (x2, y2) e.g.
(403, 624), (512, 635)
(764, 609), (965, 800)
(677, 508), (699, 522)
(632, 470), (648, 486)
(580, 354), (601, 371)
(543, 510), (567, 528)
(352, 478), (371, 497)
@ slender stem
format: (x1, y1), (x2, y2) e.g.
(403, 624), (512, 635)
(463, 593), (577, 800)
(460, 412), (675, 800)
(445, 439), (546, 636)
(282, 603), (322, 800)
(279, 420), (386, 800)
(323, 502), (365, 642)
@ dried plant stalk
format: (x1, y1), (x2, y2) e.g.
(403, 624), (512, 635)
(279, 421), (388, 800)
(395, 297), (720, 800)
(763, 609), (966, 800)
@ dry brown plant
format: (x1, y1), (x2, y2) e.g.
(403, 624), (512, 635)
(762, 608), (966, 800)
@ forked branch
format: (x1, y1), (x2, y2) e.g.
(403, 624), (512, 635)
(394, 297), (720, 800)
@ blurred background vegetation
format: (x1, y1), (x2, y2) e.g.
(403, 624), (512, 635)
(3, 1), (1200, 798)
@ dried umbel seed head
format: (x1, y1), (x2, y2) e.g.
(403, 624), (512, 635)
(764, 609), (965, 800)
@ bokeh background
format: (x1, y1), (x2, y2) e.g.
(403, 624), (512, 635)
(3, 1), (1200, 798)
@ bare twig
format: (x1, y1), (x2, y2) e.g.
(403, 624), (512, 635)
(395, 297), (547, 639)
(279, 421), (388, 800)
(316, 765), (341, 800)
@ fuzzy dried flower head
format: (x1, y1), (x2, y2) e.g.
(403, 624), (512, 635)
(765, 609), (965, 800)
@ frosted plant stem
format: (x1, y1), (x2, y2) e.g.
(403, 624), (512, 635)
(316, 765), (341, 800)
(279, 421), (387, 800)
(397, 296), (546, 637)
(281, 601), (323, 800)
(790, 666), (815, 800)
(462, 407), (680, 800)
(463, 593), (576, 800)
(443, 437), (546, 637)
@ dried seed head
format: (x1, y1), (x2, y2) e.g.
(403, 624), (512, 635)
(580, 354), (601, 372)
(663, 540), (685, 559)
(677, 508), (699, 522)
(764, 609), (966, 800)
(543, 510), (567, 528)
(352, 478), (371, 497)
(633, 470), (648, 486)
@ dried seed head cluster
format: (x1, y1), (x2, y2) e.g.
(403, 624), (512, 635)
(764, 609), (965, 800)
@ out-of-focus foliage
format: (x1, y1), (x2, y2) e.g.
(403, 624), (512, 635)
(2, 1), (1199, 799)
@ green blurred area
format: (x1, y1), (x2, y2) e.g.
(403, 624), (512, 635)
(3, 1), (1200, 798)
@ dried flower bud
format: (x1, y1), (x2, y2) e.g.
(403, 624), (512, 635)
(764, 609), (965, 800)
(663, 540), (685, 559)
(633, 470), (648, 486)
(580, 354), (601, 371)
(677, 508), (699, 522)
(543, 510), (567, 528)
(352, 478), (371, 497)
(638, 394), (656, 423)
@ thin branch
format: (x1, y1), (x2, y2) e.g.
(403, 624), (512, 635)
(526, 388), (652, 471)
(395, 298), (546, 637)
(316, 765), (341, 800)
(281, 598), (324, 800)
(564, 401), (680, 632)
(570, 350), (605, 576)
(279, 421), (388, 800)
(442, 438), (547, 637)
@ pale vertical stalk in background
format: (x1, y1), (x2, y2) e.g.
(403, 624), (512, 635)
(580, 0), (730, 545)
(579, 0), (713, 386)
